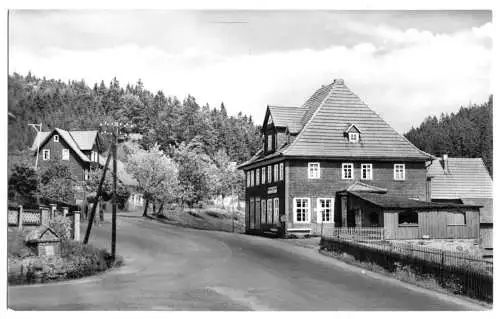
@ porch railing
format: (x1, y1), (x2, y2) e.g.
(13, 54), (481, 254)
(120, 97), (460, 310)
(324, 227), (385, 241)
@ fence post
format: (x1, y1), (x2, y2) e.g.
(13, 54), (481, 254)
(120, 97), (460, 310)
(50, 204), (57, 218)
(440, 251), (445, 285)
(18, 205), (23, 231)
(73, 211), (81, 241)
(62, 206), (69, 217)
(40, 206), (50, 226)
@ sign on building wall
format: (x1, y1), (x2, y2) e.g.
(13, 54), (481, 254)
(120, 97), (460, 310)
(267, 186), (277, 194)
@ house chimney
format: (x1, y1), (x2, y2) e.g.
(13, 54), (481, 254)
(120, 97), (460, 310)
(442, 154), (449, 173)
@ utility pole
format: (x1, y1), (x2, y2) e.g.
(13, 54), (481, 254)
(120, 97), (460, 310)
(111, 126), (118, 261)
(28, 123), (42, 170)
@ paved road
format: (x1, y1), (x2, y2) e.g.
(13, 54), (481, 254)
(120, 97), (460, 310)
(8, 215), (484, 310)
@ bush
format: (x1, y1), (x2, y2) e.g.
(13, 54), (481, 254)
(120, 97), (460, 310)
(8, 240), (118, 285)
(49, 215), (73, 241)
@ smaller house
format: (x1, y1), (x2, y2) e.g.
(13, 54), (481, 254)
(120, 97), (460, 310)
(427, 156), (493, 252)
(25, 227), (61, 257)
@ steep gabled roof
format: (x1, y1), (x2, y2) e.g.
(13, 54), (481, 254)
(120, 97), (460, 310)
(31, 128), (90, 163)
(70, 131), (99, 150)
(267, 106), (305, 134)
(282, 79), (432, 160)
(427, 157), (492, 199)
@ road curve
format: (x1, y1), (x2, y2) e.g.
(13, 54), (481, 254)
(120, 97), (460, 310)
(8, 215), (485, 310)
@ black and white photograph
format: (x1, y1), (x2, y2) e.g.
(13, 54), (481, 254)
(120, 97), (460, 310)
(4, 2), (495, 311)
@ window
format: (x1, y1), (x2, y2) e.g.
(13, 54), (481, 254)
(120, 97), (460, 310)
(398, 211), (418, 226)
(54, 135), (59, 142)
(91, 151), (97, 162)
(261, 199), (266, 224)
(294, 198), (310, 223)
(261, 167), (266, 185)
(255, 197), (261, 227)
(369, 212), (379, 226)
(245, 200), (250, 228)
(246, 172), (250, 187)
(249, 198), (255, 228)
(84, 169), (89, 181)
(348, 132), (359, 143)
(274, 164), (279, 182)
(62, 149), (70, 160)
(447, 211), (466, 225)
(267, 135), (273, 152)
(42, 149), (50, 160)
(256, 169), (260, 186)
(394, 164), (405, 180)
(342, 163), (354, 179)
(250, 170), (254, 187)
(279, 163), (284, 181)
(267, 199), (273, 224)
(273, 198), (279, 224)
(308, 162), (320, 179)
(317, 198), (334, 223)
(267, 165), (272, 183)
(361, 163), (372, 180)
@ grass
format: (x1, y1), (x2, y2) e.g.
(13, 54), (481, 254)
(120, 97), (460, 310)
(149, 205), (246, 233)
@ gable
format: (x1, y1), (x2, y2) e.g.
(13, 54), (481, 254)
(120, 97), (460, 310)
(34, 129), (90, 163)
(283, 79), (432, 160)
(268, 106), (305, 134)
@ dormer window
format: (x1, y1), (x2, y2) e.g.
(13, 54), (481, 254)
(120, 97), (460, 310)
(349, 132), (359, 143)
(345, 124), (361, 143)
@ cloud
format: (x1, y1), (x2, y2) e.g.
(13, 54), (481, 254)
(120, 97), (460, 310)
(9, 22), (491, 133)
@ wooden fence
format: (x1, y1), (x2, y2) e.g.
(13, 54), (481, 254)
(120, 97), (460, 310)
(323, 227), (385, 241)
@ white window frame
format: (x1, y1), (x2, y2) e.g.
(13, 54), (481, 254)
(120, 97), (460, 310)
(308, 162), (320, 179)
(293, 198), (310, 223)
(267, 199), (273, 224)
(84, 169), (89, 181)
(42, 149), (50, 161)
(394, 164), (406, 180)
(348, 132), (359, 143)
(267, 165), (272, 183)
(91, 151), (97, 162)
(317, 198), (334, 223)
(279, 162), (284, 181)
(267, 135), (273, 151)
(246, 172), (250, 187)
(62, 148), (70, 161)
(342, 163), (354, 180)
(274, 164), (279, 182)
(53, 135), (59, 143)
(250, 170), (254, 187)
(361, 163), (373, 180)
(273, 198), (279, 224)
(256, 169), (260, 186)
(261, 167), (266, 185)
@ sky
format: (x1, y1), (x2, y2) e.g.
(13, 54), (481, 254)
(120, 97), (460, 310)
(8, 10), (492, 133)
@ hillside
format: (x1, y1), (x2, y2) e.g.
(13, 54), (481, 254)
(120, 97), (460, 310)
(8, 73), (261, 164)
(404, 96), (493, 176)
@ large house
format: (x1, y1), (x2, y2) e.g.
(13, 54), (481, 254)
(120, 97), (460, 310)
(31, 128), (104, 181)
(238, 79), (481, 239)
(427, 156), (493, 252)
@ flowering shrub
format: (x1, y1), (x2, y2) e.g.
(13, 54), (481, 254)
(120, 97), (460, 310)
(48, 215), (73, 241)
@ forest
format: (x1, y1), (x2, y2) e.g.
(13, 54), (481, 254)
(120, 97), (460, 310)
(404, 95), (493, 176)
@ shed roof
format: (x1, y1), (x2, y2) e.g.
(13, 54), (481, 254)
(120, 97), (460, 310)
(348, 191), (482, 210)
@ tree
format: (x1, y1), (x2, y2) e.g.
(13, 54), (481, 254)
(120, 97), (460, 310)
(127, 144), (179, 216)
(8, 164), (39, 203)
(85, 168), (131, 209)
(38, 162), (76, 204)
